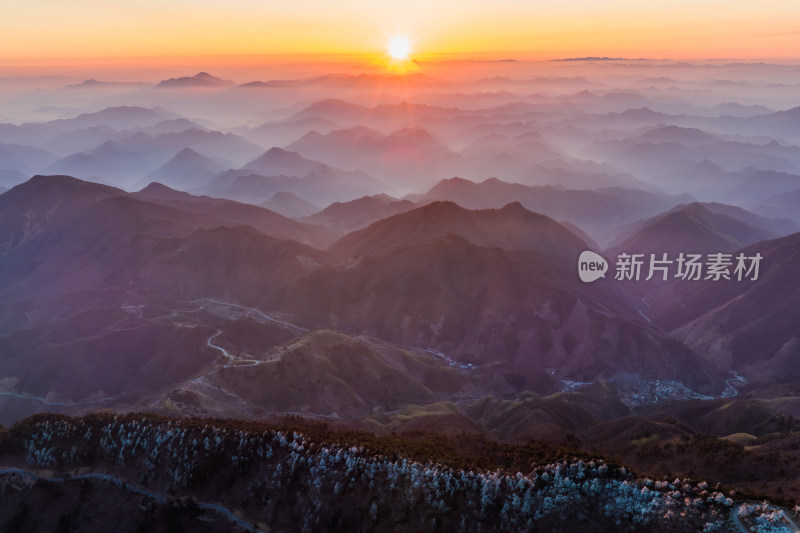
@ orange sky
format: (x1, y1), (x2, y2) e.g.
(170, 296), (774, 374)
(2, 0), (800, 66)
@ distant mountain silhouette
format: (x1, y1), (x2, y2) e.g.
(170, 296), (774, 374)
(243, 147), (326, 176)
(156, 72), (233, 89)
(259, 191), (319, 218)
(286, 98), (465, 132)
(288, 126), (452, 159)
(66, 106), (167, 129)
(286, 126), (460, 187)
(300, 194), (416, 232)
(144, 147), (226, 190)
(0, 169), (28, 188)
(40, 125), (118, 156)
(244, 117), (338, 147)
(638, 125), (719, 145)
(0, 143), (58, 174)
(751, 105), (800, 140)
(287, 98), (370, 124)
(460, 131), (563, 164)
(60, 79), (151, 90)
(658, 159), (741, 198)
(0, 106), (169, 148)
(153, 128), (262, 163)
(203, 147), (385, 205)
(235, 81), (286, 89)
(287, 125), (385, 157)
(420, 177), (692, 237)
(133, 181), (338, 248)
(608, 203), (780, 254)
(725, 170), (800, 204)
(753, 187), (800, 223)
(589, 124), (800, 185)
(137, 118), (209, 134)
(45, 129), (262, 187)
(710, 102), (773, 117)
(701, 202), (798, 236)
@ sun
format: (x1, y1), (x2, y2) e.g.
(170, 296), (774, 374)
(388, 36), (412, 61)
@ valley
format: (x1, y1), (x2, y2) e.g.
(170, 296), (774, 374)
(1, 57), (800, 531)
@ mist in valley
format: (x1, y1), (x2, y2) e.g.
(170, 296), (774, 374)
(2, 58), (800, 531)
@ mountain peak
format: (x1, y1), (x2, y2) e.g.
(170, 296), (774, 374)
(64, 106), (164, 128)
(300, 194), (416, 232)
(19, 175), (123, 197)
(243, 147), (323, 176)
(144, 148), (226, 190)
(259, 191), (319, 218)
(329, 200), (585, 259)
(499, 201), (526, 212)
(289, 99), (369, 121)
(676, 201), (710, 213)
(172, 146), (209, 162)
(156, 72), (233, 89)
(613, 201), (774, 255)
(27, 174), (84, 186)
(418, 200), (463, 214)
(265, 146), (291, 155)
(0, 176), (125, 247)
(137, 181), (186, 199)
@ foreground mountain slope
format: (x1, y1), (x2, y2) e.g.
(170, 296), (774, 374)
(0, 177), (331, 301)
(273, 234), (726, 393)
(203, 330), (468, 418)
(0, 319), (218, 405)
(652, 231), (800, 379)
(0, 413), (749, 532)
(0, 178), (335, 409)
(0, 175), (125, 256)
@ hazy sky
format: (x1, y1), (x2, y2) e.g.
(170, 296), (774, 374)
(3, 0), (800, 64)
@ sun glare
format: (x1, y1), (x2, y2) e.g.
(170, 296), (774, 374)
(388, 36), (412, 61)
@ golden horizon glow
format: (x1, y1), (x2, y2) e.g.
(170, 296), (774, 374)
(1, 1), (800, 67)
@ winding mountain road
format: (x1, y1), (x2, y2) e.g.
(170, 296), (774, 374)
(0, 467), (261, 532)
(0, 392), (112, 406)
(638, 297), (653, 323)
(192, 298), (309, 332)
(206, 331), (262, 368)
